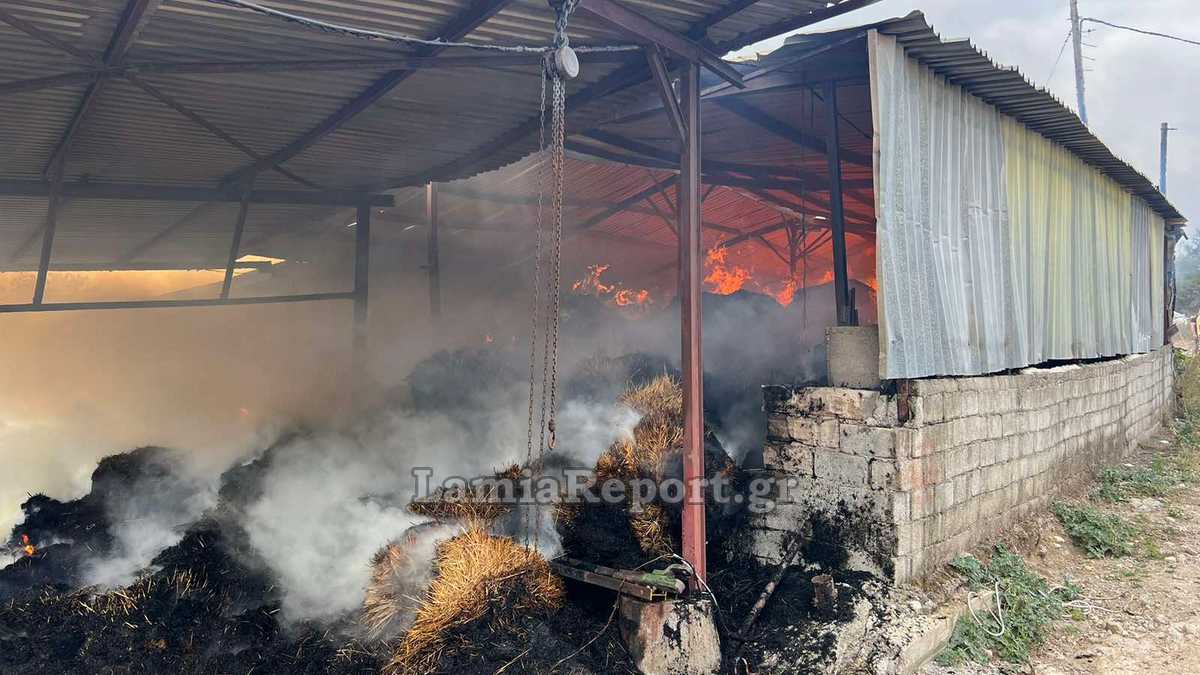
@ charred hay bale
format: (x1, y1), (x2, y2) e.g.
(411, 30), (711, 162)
(2, 446), (211, 598)
(406, 347), (524, 415)
(387, 527), (564, 674)
(562, 352), (676, 404)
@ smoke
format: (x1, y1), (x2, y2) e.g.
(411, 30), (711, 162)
(234, 379), (639, 624)
(0, 270), (356, 539)
(79, 450), (218, 587)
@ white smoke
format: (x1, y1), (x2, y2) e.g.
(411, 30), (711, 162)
(236, 391), (639, 624)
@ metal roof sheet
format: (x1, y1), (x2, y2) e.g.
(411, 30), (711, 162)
(779, 11), (1184, 223)
(0, 0), (873, 268)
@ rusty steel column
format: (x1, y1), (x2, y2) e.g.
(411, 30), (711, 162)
(426, 182), (441, 320)
(352, 203), (371, 405)
(678, 61), (706, 585)
(823, 80), (853, 325)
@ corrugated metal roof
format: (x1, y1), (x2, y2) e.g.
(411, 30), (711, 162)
(0, 0), (870, 268)
(779, 11), (1184, 223)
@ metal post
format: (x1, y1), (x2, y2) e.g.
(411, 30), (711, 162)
(426, 182), (442, 320)
(678, 61), (706, 586)
(31, 174), (62, 304)
(352, 203), (371, 405)
(823, 80), (853, 325)
(219, 186), (252, 299)
(1160, 122), (1172, 195)
(1070, 0), (1088, 125)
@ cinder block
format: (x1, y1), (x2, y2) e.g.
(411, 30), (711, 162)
(826, 325), (881, 389)
(934, 481), (956, 512)
(869, 458), (899, 490)
(813, 451), (869, 486)
(898, 458), (925, 490)
(922, 393), (945, 424)
(910, 487), (933, 519)
(789, 416), (840, 447)
(762, 442), (815, 476)
(840, 423), (897, 457)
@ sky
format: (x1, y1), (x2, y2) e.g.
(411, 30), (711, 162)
(734, 0), (1199, 233)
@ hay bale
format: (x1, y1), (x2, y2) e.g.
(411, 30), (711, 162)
(387, 527), (564, 674)
(363, 522), (462, 641)
(407, 464), (523, 523)
(558, 375), (742, 566)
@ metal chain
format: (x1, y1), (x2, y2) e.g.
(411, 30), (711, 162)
(526, 0), (575, 552)
(523, 56), (551, 550)
(546, 71), (566, 451)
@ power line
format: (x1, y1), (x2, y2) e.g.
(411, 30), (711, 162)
(1045, 29), (1072, 85)
(1083, 17), (1200, 48)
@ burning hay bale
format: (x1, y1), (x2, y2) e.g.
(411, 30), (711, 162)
(384, 526), (564, 674)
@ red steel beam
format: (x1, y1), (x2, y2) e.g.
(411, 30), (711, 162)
(678, 62), (706, 586)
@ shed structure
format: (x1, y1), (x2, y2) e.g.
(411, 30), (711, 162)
(0, 3), (1187, 584)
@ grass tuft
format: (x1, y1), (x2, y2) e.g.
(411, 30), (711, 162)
(938, 546), (1080, 666)
(1051, 501), (1138, 558)
(1092, 454), (1193, 502)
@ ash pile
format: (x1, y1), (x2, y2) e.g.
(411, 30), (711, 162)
(0, 289), (901, 675)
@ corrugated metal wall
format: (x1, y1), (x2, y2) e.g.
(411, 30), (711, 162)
(869, 31), (1167, 379)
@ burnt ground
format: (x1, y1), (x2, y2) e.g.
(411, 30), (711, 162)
(922, 434), (1200, 675)
(0, 443), (385, 675)
(0, 438), (889, 675)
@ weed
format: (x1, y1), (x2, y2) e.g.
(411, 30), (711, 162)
(1092, 454), (1193, 502)
(1177, 351), (1200, 417)
(1051, 501), (1138, 558)
(937, 546), (1080, 666)
(1167, 505), (1187, 520)
(1141, 536), (1165, 560)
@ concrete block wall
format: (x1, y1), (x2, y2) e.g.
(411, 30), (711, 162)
(749, 348), (1175, 583)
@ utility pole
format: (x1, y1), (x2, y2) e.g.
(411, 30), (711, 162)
(1160, 122), (1176, 195)
(1070, 0), (1088, 125)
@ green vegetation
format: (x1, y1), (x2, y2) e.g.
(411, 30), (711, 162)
(1051, 501), (1138, 558)
(937, 546), (1080, 666)
(1092, 454), (1192, 502)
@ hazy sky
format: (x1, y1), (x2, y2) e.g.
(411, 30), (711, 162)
(736, 0), (1197, 230)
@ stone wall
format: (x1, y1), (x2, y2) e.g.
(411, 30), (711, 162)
(748, 348), (1175, 583)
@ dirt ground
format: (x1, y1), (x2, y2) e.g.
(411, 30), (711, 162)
(923, 433), (1200, 675)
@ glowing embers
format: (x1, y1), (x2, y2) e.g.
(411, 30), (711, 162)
(571, 264), (652, 310)
(20, 534), (34, 557)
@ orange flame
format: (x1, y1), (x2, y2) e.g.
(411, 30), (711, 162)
(703, 247), (750, 295)
(771, 279), (797, 306)
(20, 534), (34, 557)
(571, 264), (652, 310)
